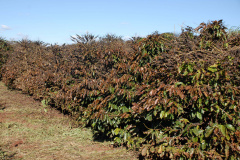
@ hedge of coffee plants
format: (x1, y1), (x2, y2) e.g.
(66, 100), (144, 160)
(1, 20), (240, 159)
(0, 38), (12, 78)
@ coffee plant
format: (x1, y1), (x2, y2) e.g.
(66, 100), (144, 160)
(1, 20), (240, 159)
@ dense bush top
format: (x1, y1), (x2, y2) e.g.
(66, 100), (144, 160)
(1, 20), (240, 159)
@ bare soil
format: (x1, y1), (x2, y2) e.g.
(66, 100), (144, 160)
(0, 82), (137, 160)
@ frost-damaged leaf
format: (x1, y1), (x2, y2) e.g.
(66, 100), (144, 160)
(131, 103), (139, 112)
(4, 20), (240, 159)
(158, 145), (163, 154)
(142, 146), (148, 156)
(192, 95), (198, 101)
(149, 89), (156, 96)
(167, 85), (174, 97)
(190, 148), (195, 158)
(203, 91), (208, 97)
(167, 101), (174, 107)
(176, 89), (185, 99)
(158, 83), (165, 90)
(225, 143), (229, 158)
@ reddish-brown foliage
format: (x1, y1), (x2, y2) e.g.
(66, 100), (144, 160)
(1, 20), (240, 159)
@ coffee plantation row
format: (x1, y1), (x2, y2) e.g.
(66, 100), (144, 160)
(0, 20), (240, 159)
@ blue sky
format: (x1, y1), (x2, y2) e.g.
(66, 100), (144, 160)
(0, 0), (240, 44)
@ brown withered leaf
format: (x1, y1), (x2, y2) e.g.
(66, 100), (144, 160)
(126, 124), (134, 130)
(198, 88), (203, 97)
(142, 147), (148, 156)
(176, 89), (185, 99)
(203, 91), (209, 97)
(163, 98), (169, 105)
(131, 103), (139, 112)
(146, 105), (152, 111)
(179, 92), (185, 99)
(192, 95), (198, 101)
(149, 89), (156, 96)
(169, 106), (178, 114)
(167, 101), (174, 107)
(157, 83), (165, 91)
(121, 113), (130, 118)
(167, 86), (174, 97)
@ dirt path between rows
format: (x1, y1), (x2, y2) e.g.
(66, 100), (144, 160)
(0, 82), (137, 160)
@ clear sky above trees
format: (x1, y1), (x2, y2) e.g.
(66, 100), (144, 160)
(0, 0), (239, 44)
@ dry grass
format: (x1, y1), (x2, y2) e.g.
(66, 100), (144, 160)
(0, 82), (137, 160)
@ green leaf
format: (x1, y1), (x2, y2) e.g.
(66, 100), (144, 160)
(150, 146), (155, 153)
(175, 82), (184, 86)
(201, 141), (206, 150)
(192, 136), (198, 142)
(41, 99), (48, 107)
(198, 97), (202, 103)
(210, 64), (218, 68)
(218, 125), (226, 137)
(114, 137), (121, 144)
(146, 114), (153, 121)
(124, 132), (127, 141)
(226, 124), (235, 131)
(216, 72), (219, 80)
(225, 143), (230, 158)
(208, 64), (218, 72)
(178, 65), (183, 73)
(195, 70), (201, 80)
(109, 86), (115, 93)
(188, 64), (193, 72)
(164, 112), (169, 118)
(226, 132), (230, 140)
(114, 128), (121, 135)
(205, 127), (214, 138)
(153, 110), (157, 116)
(193, 127), (203, 136)
(183, 70), (188, 76)
(122, 106), (129, 113)
(197, 112), (202, 120)
(160, 111), (165, 119)
(208, 67), (217, 72)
